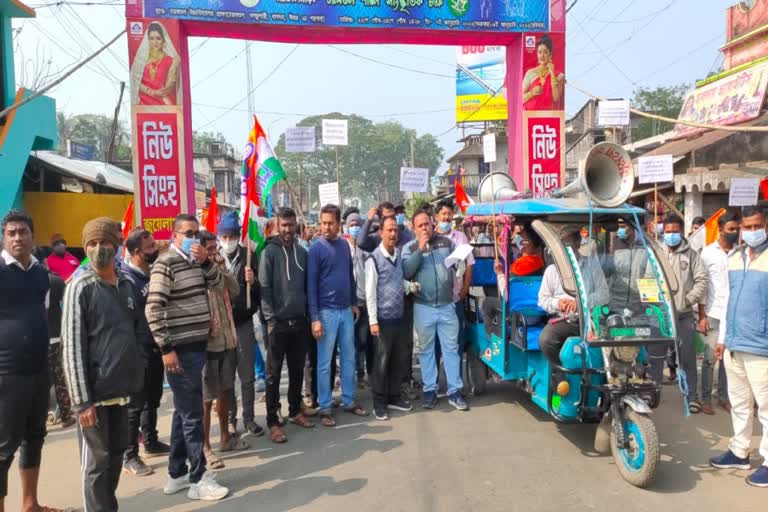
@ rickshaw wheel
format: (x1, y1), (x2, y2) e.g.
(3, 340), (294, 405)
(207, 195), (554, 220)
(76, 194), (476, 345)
(466, 350), (487, 396)
(610, 410), (659, 488)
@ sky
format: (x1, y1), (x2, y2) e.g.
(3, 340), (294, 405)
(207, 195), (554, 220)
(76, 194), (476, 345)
(13, 0), (737, 166)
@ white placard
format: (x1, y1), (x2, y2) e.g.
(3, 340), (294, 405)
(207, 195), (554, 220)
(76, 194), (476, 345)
(318, 182), (340, 207)
(483, 133), (497, 163)
(638, 155), (674, 184)
(322, 119), (348, 146)
(729, 178), (760, 207)
(285, 127), (316, 153)
(399, 167), (430, 193)
(598, 99), (631, 127)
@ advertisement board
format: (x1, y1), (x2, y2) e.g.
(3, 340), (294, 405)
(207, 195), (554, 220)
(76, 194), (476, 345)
(522, 32), (565, 112)
(673, 61), (768, 139)
(127, 18), (183, 107)
(143, 0), (551, 33)
(456, 45), (508, 122)
(523, 111), (565, 197)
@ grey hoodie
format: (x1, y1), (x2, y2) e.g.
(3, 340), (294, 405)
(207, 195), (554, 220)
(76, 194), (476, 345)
(258, 237), (309, 323)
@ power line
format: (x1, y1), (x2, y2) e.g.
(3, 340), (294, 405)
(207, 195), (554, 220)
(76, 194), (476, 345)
(190, 39), (210, 57)
(573, 0), (635, 53)
(434, 84), (505, 139)
(62, 3), (128, 68)
(571, 14), (637, 86)
(191, 46), (246, 88)
(566, 0), (580, 14)
(193, 101), (453, 118)
(384, 46), (456, 67)
(29, 1), (122, 7)
(328, 45), (454, 79)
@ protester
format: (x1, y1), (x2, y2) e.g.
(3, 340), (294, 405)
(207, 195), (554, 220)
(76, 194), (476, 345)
(402, 209), (468, 411)
(393, 204), (411, 236)
(217, 212), (265, 438)
(357, 201), (414, 252)
(346, 213), (373, 387)
(605, 218), (648, 313)
(146, 214), (229, 501)
(260, 208), (315, 443)
(199, 232), (249, 469)
(122, 229), (170, 477)
(698, 211), (740, 415)
(366, 216), (416, 420)
(62, 217), (143, 511)
(0, 210), (65, 512)
(710, 206), (768, 488)
(46, 233), (80, 282)
(300, 225), (316, 250)
(690, 216), (706, 237)
(309, 204), (368, 427)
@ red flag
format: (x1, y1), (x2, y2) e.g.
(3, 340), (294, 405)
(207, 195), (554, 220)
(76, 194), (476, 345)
(455, 179), (472, 214)
(205, 186), (220, 234)
(121, 199), (134, 240)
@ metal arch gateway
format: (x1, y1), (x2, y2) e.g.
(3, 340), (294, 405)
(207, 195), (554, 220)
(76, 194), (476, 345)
(125, 0), (567, 237)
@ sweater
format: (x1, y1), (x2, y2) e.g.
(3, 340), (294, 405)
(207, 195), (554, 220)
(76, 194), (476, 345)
(146, 247), (222, 351)
(259, 238), (308, 322)
(307, 237), (356, 322)
(0, 254), (50, 375)
(122, 263), (155, 348)
(365, 245), (406, 325)
(723, 241), (768, 357)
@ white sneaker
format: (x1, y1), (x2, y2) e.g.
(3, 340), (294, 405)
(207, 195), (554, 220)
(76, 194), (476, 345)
(187, 472), (229, 501)
(163, 473), (191, 495)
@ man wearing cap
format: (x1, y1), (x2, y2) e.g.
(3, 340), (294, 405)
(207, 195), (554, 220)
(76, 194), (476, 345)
(346, 213), (373, 387)
(46, 233), (80, 282)
(62, 217), (143, 511)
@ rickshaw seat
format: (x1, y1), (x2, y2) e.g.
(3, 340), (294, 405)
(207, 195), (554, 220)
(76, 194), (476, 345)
(471, 258), (497, 286)
(508, 276), (548, 351)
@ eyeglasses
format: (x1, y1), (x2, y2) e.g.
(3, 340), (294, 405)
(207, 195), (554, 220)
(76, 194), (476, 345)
(176, 230), (200, 239)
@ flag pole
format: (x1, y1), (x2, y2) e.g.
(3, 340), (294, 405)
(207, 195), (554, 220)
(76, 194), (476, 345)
(490, 173), (498, 262)
(335, 146), (342, 207)
(654, 183), (658, 241)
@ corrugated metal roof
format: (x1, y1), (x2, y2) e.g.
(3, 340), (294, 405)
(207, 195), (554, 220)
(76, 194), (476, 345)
(31, 151), (134, 193)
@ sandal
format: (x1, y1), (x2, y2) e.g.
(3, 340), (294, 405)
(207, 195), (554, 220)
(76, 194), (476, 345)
(289, 413), (315, 429)
(344, 404), (370, 417)
(205, 450), (225, 470)
(689, 400), (702, 414)
(270, 426), (287, 443)
(219, 437), (250, 452)
(320, 414), (336, 427)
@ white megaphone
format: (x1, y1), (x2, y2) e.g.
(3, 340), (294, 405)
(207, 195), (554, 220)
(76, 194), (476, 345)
(477, 172), (520, 203)
(553, 142), (635, 208)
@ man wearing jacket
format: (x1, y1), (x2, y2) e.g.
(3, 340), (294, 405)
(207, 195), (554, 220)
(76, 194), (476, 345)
(346, 213), (373, 386)
(710, 206), (768, 487)
(217, 212), (264, 437)
(607, 218), (648, 313)
(122, 228), (169, 477)
(651, 213), (707, 412)
(260, 208), (315, 443)
(402, 209), (468, 412)
(62, 218), (143, 511)
(357, 201), (414, 252)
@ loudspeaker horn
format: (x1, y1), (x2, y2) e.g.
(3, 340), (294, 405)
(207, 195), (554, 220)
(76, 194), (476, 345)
(478, 172), (520, 203)
(553, 142), (635, 208)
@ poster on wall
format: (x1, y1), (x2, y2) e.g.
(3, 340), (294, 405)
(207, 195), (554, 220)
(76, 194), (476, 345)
(521, 32), (565, 112)
(455, 46), (508, 123)
(523, 112), (565, 197)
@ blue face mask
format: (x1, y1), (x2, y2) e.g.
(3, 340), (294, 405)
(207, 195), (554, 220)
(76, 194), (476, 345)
(616, 227), (628, 240)
(396, 213), (406, 226)
(439, 222), (452, 233)
(743, 228), (767, 248)
(514, 234), (523, 249)
(181, 237), (199, 255)
(348, 226), (361, 239)
(664, 232), (682, 247)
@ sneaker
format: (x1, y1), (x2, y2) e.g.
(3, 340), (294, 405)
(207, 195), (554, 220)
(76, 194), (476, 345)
(746, 466), (768, 488)
(255, 379), (266, 393)
(143, 440), (171, 457)
(448, 392), (469, 412)
(710, 450), (751, 470)
(244, 420), (265, 437)
(163, 473), (191, 495)
(422, 391), (438, 410)
(123, 456), (153, 477)
(373, 408), (390, 421)
(388, 399), (413, 412)
(188, 472), (229, 501)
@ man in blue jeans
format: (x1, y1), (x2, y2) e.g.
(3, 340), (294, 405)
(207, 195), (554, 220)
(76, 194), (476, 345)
(402, 209), (469, 411)
(309, 204), (368, 427)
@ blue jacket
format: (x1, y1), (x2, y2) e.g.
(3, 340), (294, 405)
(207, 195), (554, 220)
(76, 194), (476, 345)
(724, 241), (768, 357)
(401, 234), (455, 307)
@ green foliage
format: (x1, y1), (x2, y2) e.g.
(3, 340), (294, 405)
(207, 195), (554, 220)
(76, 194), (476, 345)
(56, 112), (131, 162)
(193, 130), (234, 155)
(274, 113), (444, 210)
(631, 84), (690, 140)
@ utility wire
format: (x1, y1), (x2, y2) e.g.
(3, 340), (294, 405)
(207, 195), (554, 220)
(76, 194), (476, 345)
(566, 0), (579, 14)
(191, 47), (246, 88)
(193, 102), (453, 118)
(328, 45), (454, 79)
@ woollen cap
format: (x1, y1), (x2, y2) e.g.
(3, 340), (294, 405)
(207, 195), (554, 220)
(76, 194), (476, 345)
(82, 217), (121, 248)
(218, 211), (241, 236)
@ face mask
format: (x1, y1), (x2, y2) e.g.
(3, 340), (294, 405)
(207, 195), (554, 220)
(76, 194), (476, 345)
(742, 229), (767, 248)
(438, 222), (452, 233)
(616, 228), (628, 240)
(142, 251), (159, 264)
(724, 232), (740, 246)
(220, 239), (238, 254)
(663, 232), (682, 247)
(87, 245), (116, 269)
(181, 237), (198, 255)
(514, 234), (523, 249)
(349, 226), (361, 238)
(396, 214), (406, 226)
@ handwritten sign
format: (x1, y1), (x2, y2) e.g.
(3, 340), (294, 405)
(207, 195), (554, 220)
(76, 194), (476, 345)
(597, 99), (630, 127)
(322, 119), (348, 146)
(729, 178), (760, 207)
(483, 133), (497, 163)
(318, 182), (340, 207)
(638, 155), (674, 184)
(285, 127), (316, 153)
(399, 167), (429, 193)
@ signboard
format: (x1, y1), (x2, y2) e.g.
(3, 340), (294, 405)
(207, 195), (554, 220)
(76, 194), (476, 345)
(285, 126), (316, 153)
(456, 46), (508, 123)
(522, 32), (565, 112)
(127, 18), (183, 106)
(597, 99), (630, 127)
(322, 119), (348, 146)
(67, 140), (97, 161)
(523, 112), (565, 197)
(143, 1), (551, 33)
(399, 167), (430, 193)
(483, 133), (497, 163)
(638, 155), (674, 185)
(318, 182), (340, 207)
(673, 61), (768, 139)
(729, 177), (761, 207)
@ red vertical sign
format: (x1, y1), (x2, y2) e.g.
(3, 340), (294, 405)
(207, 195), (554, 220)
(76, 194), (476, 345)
(525, 115), (564, 197)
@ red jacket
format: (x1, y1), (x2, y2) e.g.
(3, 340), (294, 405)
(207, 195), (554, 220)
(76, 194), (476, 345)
(47, 252), (80, 282)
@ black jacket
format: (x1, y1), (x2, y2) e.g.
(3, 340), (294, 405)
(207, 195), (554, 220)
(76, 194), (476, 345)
(61, 268), (143, 409)
(122, 263), (157, 351)
(47, 269), (65, 340)
(259, 238), (308, 323)
(222, 246), (260, 325)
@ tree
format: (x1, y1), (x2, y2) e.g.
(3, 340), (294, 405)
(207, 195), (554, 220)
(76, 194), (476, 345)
(193, 130), (234, 155)
(274, 113), (444, 210)
(56, 112), (131, 162)
(631, 84), (690, 140)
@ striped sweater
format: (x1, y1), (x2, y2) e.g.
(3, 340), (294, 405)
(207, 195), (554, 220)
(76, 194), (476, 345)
(146, 247), (222, 350)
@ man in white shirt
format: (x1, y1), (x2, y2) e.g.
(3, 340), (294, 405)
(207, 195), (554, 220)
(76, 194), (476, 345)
(698, 211), (740, 415)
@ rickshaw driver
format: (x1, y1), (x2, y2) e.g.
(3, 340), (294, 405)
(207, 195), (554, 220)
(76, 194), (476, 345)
(538, 228), (609, 366)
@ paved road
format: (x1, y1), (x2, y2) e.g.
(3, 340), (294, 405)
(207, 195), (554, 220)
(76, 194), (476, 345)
(6, 382), (765, 512)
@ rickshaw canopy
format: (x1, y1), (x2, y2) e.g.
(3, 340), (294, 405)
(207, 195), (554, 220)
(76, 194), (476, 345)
(465, 198), (647, 218)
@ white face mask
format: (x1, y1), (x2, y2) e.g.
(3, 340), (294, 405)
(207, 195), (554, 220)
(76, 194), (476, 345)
(220, 239), (238, 254)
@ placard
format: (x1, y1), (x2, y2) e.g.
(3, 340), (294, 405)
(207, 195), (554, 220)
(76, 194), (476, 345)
(285, 127), (316, 153)
(638, 155), (674, 185)
(637, 279), (661, 303)
(729, 178), (760, 207)
(322, 119), (348, 146)
(483, 133), (497, 163)
(399, 167), (430, 193)
(597, 99), (630, 127)
(318, 182), (340, 207)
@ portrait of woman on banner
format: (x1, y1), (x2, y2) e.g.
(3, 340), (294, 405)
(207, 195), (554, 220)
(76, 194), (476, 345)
(522, 35), (565, 111)
(130, 21), (181, 106)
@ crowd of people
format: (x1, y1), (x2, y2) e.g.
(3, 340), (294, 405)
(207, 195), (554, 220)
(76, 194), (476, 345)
(0, 198), (766, 511)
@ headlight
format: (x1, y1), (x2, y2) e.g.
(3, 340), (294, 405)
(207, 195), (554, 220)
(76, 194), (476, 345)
(612, 345), (640, 363)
